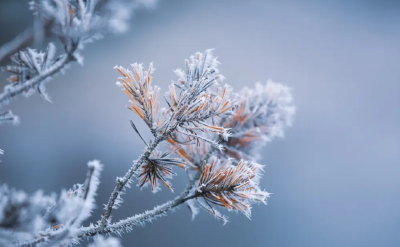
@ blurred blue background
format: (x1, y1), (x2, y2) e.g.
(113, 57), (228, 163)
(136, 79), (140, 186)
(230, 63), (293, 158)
(1, 0), (400, 246)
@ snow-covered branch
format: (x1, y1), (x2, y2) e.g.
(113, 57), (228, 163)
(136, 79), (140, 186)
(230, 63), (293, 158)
(0, 51), (74, 108)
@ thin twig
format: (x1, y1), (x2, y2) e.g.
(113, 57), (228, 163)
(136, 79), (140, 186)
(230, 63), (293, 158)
(18, 162), (101, 247)
(18, 169), (202, 247)
(99, 135), (163, 230)
(82, 169), (202, 237)
(95, 148), (214, 236)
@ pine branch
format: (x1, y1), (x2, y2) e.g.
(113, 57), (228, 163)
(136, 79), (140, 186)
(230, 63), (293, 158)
(2, 48), (295, 246)
(0, 0), (157, 125)
(0, 52), (74, 108)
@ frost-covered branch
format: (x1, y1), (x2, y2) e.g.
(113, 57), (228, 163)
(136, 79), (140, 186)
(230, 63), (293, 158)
(100, 50), (235, 229)
(0, 51), (74, 108)
(0, 1), (298, 246)
(4, 49), (295, 246)
(15, 168), (202, 246)
(100, 49), (294, 230)
(0, 0), (157, 125)
(82, 169), (201, 237)
(0, 160), (103, 247)
(99, 135), (164, 230)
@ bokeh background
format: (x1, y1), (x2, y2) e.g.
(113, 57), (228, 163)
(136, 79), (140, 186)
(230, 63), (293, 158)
(1, 0), (400, 246)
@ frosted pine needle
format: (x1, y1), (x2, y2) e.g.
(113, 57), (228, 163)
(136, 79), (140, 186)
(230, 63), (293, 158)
(194, 158), (269, 222)
(137, 151), (186, 193)
(166, 133), (211, 170)
(115, 63), (162, 134)
(4, 43), (58, 101)
(222, 81), (295, 160)
(116, 50), (236, 147)
(163, 50), (236, 142)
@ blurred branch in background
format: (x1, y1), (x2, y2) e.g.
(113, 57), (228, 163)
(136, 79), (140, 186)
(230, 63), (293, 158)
(0, 0), (156, 125)
(0, 26), (36, 65)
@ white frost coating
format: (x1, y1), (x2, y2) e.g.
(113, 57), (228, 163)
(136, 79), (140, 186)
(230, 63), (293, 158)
(72, 160), (103, 227)
(192, 159), (270, 223)
(186, 198), (199, 221)
(0, 160), (105, 246)
(0, 185), (57, 246)
(250, 80), (295, 139)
